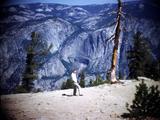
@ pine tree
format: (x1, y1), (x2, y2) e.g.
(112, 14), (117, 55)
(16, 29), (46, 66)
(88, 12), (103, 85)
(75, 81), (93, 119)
(79, 71), (85, 88)
(93, 74), (103, 86)
(97, 74), (103, 84)
(61, 81), (67, 90)
(127, 31), (153, 79)
(89, 79), (93, 87)
(66, 78), (74, 89)
(61, 78), (74, 89)
(124, 80), (160, 119)
(22, 32), (52, 92)
(149, 59), (160, 80)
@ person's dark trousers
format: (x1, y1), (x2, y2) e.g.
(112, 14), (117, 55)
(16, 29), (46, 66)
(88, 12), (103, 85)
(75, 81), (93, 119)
(73, 85), (77, 95)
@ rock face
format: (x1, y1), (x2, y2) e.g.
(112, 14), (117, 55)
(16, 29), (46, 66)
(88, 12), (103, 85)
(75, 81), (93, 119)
(0, 1), (160, 93)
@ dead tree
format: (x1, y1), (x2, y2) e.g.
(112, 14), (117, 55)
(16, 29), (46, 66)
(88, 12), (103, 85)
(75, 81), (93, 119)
(109, 0), (122, 82)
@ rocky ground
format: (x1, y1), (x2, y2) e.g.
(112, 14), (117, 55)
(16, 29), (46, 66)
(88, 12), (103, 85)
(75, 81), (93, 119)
(1, 80), (160, 120)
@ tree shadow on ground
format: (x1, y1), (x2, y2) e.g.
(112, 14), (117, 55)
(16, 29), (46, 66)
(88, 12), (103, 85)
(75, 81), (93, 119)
(62, 93), (83, 97)
(62, 93), (75, 97)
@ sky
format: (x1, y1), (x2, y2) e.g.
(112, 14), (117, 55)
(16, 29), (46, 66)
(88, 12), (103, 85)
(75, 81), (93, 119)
(4, 0), (140, 5)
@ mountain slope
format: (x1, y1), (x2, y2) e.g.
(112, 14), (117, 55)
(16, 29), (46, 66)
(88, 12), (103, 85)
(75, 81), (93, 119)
(0, 1), (160, 93)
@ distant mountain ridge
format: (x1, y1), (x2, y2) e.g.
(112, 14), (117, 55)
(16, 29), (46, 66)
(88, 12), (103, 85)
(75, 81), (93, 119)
(0, 1), (160, 94)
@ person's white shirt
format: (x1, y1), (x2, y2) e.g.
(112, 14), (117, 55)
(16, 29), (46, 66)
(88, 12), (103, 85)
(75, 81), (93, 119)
(71, 70), (82, 96)
(71, 71), (78, 83)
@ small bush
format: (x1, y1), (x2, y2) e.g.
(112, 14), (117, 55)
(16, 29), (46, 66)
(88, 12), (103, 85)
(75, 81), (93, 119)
(79, 72), (85, 88)
(89, 79), (93, 87)
(61, 79), (74, 90)
(14, 85), (28, 93)
(122, 80), (160, 119)
(89, 75), (108, 86)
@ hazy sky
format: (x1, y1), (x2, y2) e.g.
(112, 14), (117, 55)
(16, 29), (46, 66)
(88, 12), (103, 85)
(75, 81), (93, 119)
(6, 0), (140, 5)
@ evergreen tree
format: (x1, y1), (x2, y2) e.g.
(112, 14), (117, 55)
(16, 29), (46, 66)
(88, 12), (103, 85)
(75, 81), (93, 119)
(61, 78), (74, 89)
(127, 31), (153, 79)
(96, 74), (103, 84)
(123, 80), (160, 119)
(89, 79), (93, 87)
(61, 81), (67, 90)
(22, 32), (52, 92)
(66, 78), (74, 89)
(79, 71), (85, 88)
(93, 74), (103, 86)
(149, 59), (160, 80)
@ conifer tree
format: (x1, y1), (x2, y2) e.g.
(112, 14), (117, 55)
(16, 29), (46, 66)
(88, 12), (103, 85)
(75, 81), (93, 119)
(127, 31), (152, 79)
(22, 32), (52, 92)
(149, 59), (160, 80)
(65, 78), (74, 89)
(61, 81), (67, 90)
(89, 79), (93, 87)
(61, 78), (74, 89)
(124, 80), (160, 119)
(79, 71), (85, 88)
(93, 74), (103, 86)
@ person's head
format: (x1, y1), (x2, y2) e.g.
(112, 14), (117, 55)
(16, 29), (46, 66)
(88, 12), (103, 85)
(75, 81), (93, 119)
(73, 69), (77, 73)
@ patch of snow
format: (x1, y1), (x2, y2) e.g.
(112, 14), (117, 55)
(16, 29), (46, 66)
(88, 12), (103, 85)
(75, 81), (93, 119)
(74, 7), (89, 13)
(67, 7), (89, 17)
(45, 8), (52, 12)
(36, 8), (43, 12)
(24, 9), (35, 15)
(68, 12), (75, 16)
(19, 4), (26, 9)
(83, 16), (100, 23)
(78, 12), (88, 16)
(55, 6), (64, 10)
(34, 13), (46, 19)
(19, 11), (30, 15)
(58, 6), (72, 10)
(6, 15), (29, 22)
(8, 7), (17, 12)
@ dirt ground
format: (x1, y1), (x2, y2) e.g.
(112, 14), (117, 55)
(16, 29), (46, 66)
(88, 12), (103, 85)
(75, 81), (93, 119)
(1, 80), (160, 120)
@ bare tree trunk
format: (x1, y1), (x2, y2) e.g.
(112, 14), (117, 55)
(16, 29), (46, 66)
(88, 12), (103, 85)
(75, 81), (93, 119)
(110, 0), (122, 82)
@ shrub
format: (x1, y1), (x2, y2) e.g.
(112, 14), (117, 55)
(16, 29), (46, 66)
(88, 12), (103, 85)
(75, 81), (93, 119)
(90, 75), (107, 86)
(14, 85), (28, 93)
(89, 79), (93, 87)
(122, 80), (160, 119)
(61, 79), (74, 90)
(79, 71), (85, 88)
(127, 32), (153, 79)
